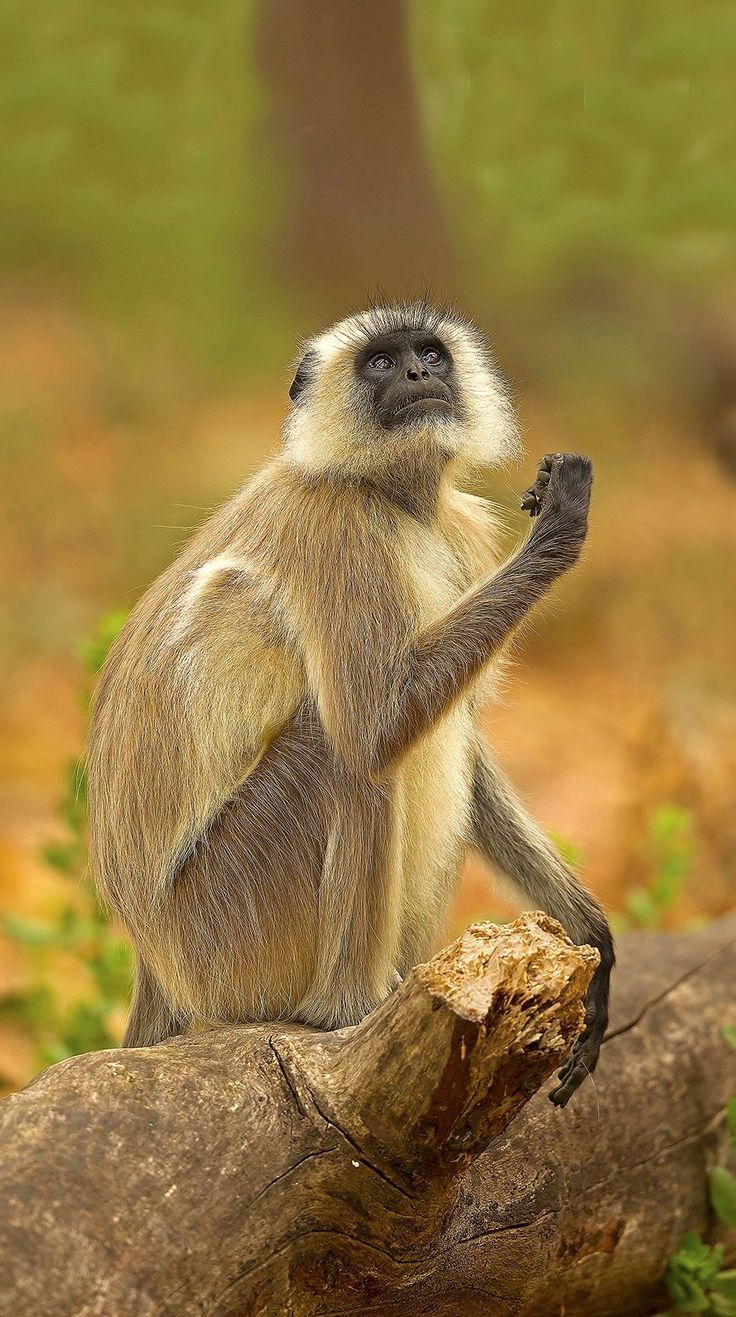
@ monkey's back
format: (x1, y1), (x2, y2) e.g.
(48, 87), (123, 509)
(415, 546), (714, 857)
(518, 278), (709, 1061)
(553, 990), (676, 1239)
(87, 466), (307, 934)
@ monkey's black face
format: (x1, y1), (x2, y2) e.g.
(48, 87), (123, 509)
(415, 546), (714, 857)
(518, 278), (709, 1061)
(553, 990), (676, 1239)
(355, 330), (461, 432)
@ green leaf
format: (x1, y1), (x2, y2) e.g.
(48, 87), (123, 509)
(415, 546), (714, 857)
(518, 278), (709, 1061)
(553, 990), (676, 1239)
(726, 1096), (736, 1142)
(57, 1000), (118, 1054)
(81, 611), (128, 674)
(38, 1040), (75, 1068)
(723, 1026), (736, 1052)
(626, 886), (659, 927)
(667, 1270), (709, 1310)
(2, 915), (57, 947)
(0, 987), (55, 1027)
(90, 939), (133, 999)
(712, 1270), (736, 1298)
(711, 1294), (736, 1317)
(673, 1232), (721, 1271)
(710, 1166), (736, 1227)
(649, 803), (692, 846)
(67, 756), (88, 806)
(667, 1233), (725, 1309)
(41, 841), (81, 875)
(548, 830), (581, 868)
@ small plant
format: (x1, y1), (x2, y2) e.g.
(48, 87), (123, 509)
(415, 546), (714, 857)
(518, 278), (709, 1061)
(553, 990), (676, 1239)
(622, 804), (695, 930)
(661, 1028), (736, 1315)
(665, 1235), (733, 1315)
(0, 613), (131, 1076)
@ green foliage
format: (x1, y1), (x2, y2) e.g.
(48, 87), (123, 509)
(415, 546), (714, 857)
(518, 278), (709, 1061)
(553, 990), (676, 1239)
(666, 1234), (726, 1313)
(665, 1234), (736, 1315)
(0, 612), (132, 1073)
(709, 1168), (736, 1230)
(80, 609), (128, 677)
(412, 0), (736, 296)
(621, 804), (694, 930)
(0, 0), (281, 371)
(548, 829), (582, 870)
(707, 1033), (736, 1232)
(662, 1028), (736, 1315)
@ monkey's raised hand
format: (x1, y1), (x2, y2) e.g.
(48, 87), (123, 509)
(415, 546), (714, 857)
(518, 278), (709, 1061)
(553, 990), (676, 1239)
(521, 452), (559, 516)
(522, 452), (592, 521)
(522, 452), (593, 574)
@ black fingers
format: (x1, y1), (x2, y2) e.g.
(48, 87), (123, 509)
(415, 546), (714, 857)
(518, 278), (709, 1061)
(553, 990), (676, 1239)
(520, 452), (564, 517)
(526, 452), (594, 574)
(549, 1022), (601, 1106)
(549, 929), (613, 1107)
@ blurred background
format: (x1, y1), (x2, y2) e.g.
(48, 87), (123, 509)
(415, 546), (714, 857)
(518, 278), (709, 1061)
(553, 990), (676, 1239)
(1, 0), (735, 1092)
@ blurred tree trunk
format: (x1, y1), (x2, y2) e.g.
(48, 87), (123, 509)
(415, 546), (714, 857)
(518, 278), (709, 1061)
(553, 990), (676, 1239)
(255, 0), (455, 319)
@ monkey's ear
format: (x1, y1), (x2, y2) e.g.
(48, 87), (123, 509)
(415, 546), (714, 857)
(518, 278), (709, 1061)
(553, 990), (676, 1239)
(289, 350), (317, 403)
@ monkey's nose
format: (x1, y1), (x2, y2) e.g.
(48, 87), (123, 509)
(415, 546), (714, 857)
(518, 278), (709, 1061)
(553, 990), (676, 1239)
(406, 366), (429, 381)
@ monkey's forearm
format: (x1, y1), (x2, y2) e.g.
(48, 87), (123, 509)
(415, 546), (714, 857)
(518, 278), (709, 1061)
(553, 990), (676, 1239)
(369, 455), (590, 775)
(469, 746), (610, 952)
(374, 526), (577, 774)
(470, 743), (614, 1107)
(303, 453), (591, 781)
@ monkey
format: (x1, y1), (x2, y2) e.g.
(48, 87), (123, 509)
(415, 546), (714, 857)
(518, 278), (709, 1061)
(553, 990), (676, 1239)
(87, 299), (614, 1107)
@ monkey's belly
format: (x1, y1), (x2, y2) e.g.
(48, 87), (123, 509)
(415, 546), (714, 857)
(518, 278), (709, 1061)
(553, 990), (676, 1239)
(144, 700), (476, 1025)
(394, 700), (476, 969)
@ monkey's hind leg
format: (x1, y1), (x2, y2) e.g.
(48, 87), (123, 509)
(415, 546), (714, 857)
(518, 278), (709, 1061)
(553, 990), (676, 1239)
(122, 958), (185, 1047)
(296, 773), (400, 1030)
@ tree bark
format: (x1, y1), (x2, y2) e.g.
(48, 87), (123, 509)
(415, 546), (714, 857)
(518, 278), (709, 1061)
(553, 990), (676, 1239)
(1, 911), (735, 1317)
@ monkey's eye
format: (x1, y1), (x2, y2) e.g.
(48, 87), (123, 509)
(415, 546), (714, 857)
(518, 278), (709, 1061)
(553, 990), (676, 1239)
(421, 346), (444, 367)
(369, 353), (395, 371)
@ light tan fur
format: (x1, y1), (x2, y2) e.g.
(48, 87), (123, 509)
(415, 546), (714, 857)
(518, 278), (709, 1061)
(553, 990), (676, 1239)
(88, 301), (607, 1055)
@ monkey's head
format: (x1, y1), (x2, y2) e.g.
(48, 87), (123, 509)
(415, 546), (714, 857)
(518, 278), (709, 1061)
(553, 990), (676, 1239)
(283, 301), (520, 477)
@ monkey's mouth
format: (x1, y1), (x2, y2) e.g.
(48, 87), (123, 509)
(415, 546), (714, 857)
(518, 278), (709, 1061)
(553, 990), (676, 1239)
(391, 395), (453, 424)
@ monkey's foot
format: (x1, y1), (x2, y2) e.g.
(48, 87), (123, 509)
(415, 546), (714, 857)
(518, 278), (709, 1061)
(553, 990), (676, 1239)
(548, 1013), (604, 1107)
(520, 452), (563, 517)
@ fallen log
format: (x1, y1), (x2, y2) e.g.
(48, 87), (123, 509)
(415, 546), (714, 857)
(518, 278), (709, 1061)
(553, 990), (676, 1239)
(1, 910), (734, 1317)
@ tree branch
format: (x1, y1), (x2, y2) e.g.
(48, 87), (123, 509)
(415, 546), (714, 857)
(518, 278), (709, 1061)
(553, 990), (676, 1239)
(1, 912), (734, 1317)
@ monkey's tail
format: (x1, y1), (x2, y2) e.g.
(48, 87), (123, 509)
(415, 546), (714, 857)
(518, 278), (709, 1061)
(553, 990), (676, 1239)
(122, 958), (185, 1048)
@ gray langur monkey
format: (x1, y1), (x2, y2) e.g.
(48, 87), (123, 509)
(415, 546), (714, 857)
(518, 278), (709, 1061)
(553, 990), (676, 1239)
(87, 300), (614, 1106)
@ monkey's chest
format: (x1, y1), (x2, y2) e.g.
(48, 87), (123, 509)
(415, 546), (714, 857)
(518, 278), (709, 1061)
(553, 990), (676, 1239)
(396, 527), (479, 874)
(397, 702), (476, 856)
